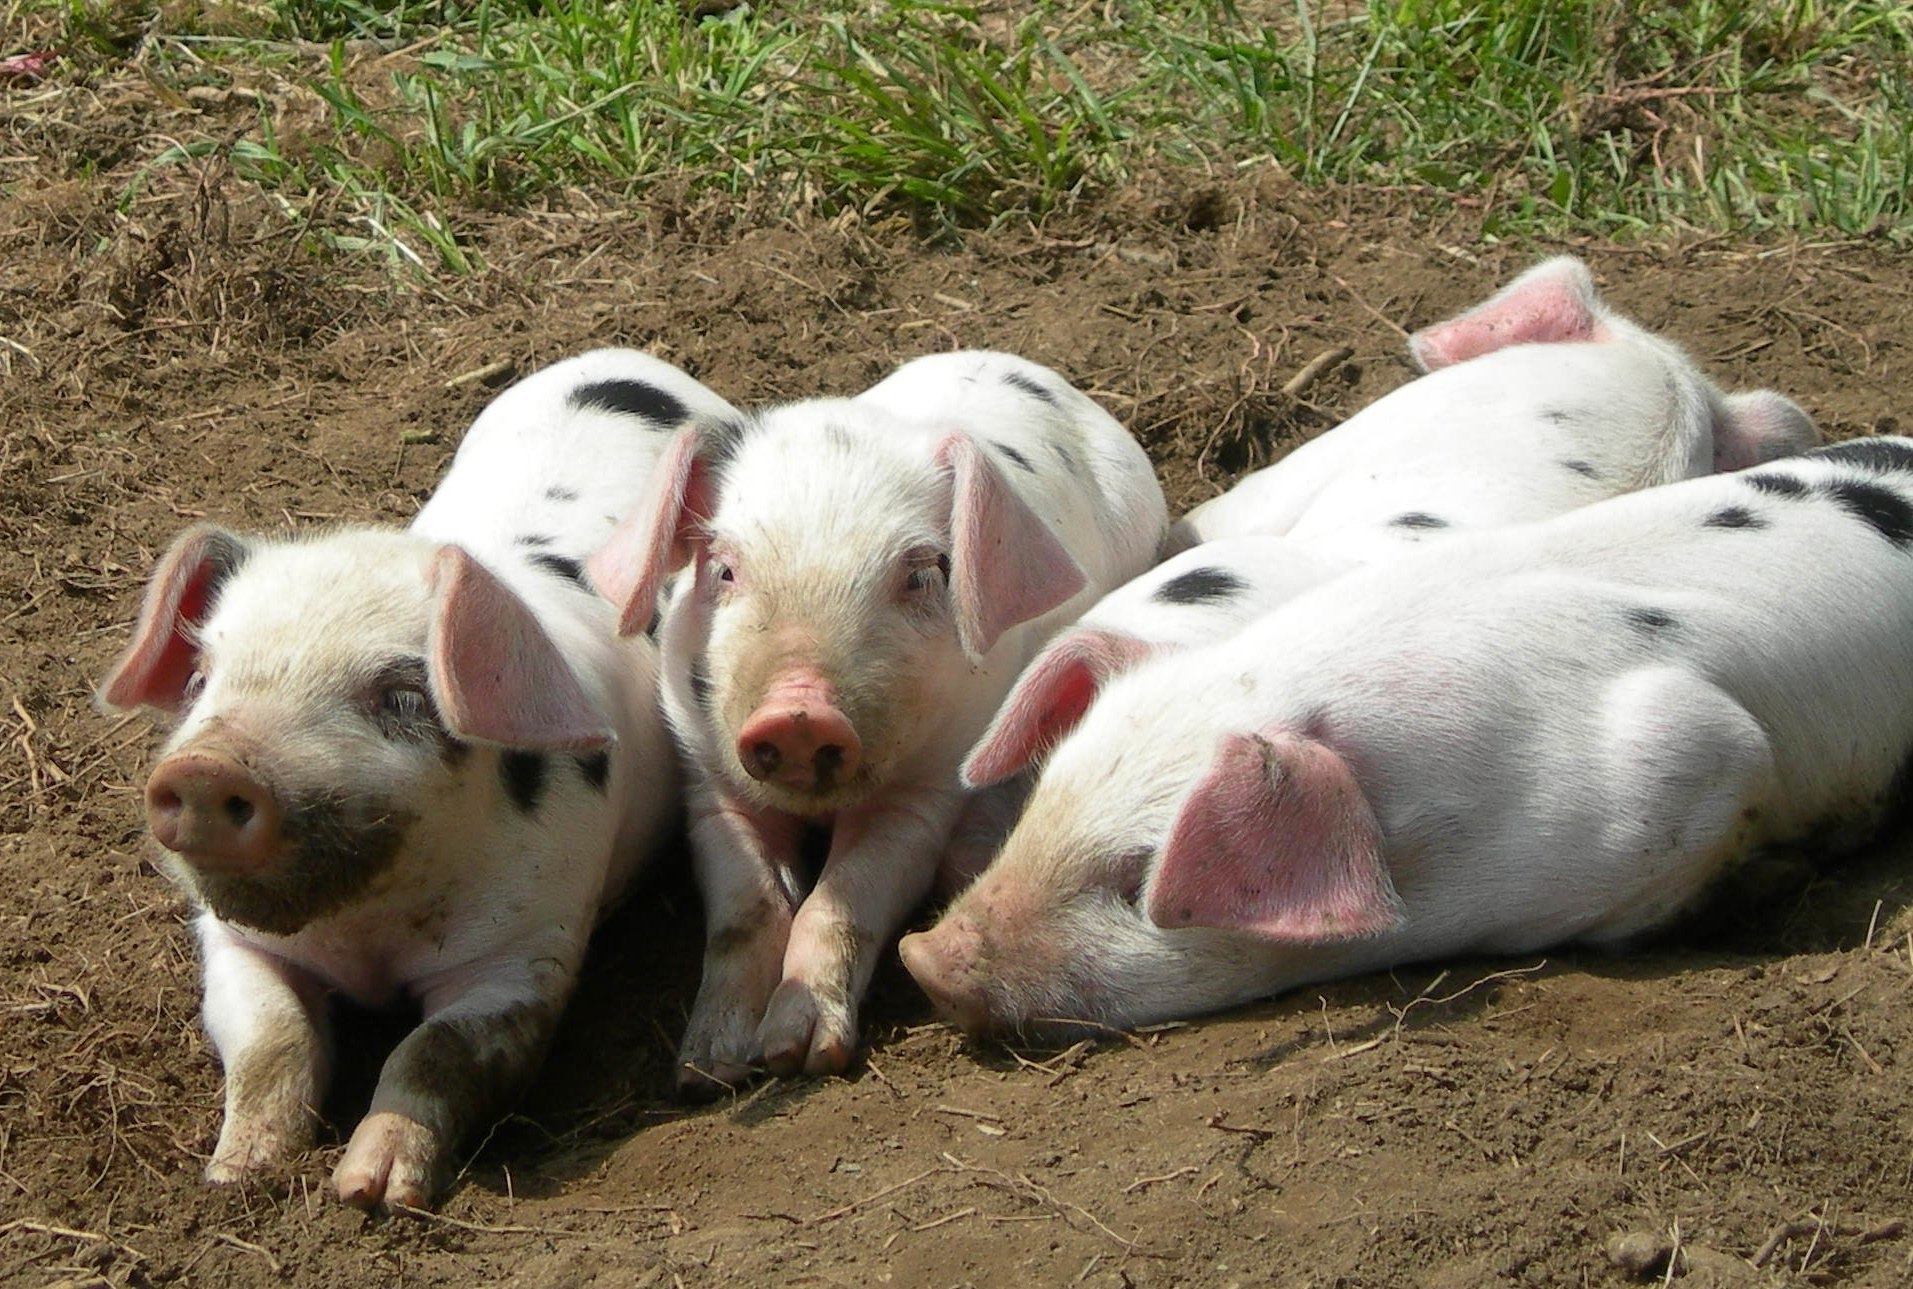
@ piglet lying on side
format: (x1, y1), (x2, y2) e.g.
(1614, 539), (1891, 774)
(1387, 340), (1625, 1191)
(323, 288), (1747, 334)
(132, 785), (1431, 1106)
(99, 350), (739, 1209)
(905, 437), (1913, 1036)
(590, 351), (1166, 1092)
(1168, 256), (1816, 557)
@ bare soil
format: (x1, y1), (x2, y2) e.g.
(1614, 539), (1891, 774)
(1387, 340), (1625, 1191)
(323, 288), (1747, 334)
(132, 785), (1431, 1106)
(5, 74), (1913, 1289)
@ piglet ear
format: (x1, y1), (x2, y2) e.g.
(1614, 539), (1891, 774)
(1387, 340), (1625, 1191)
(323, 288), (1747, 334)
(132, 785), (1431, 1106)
(428, 546), (611, 752)
(939, 432), (1087, 660)
(962, 628), (1154, 787)
(97, 524), (252, 715)
(1712, 390), (1819, 471)
(587, 426), (714, 637)
(1408, 257), (1604, 372)
(1147, 730), (1401, 943)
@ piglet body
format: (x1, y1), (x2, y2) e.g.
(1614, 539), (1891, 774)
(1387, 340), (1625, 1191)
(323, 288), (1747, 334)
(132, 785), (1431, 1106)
(1168, 257), (1816, 556)
(100, 350), (741, 1208)
(905, 437), (1913, 1037)
(590, 351), (1166, 1092)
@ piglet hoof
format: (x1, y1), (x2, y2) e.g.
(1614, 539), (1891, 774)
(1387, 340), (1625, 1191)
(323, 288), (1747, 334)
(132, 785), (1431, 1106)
(756, 978), (856, 1078)
(333, 1111), (445, 1212)
(206, 1116), (309, 1187)
(674, 1057), (756, 1102)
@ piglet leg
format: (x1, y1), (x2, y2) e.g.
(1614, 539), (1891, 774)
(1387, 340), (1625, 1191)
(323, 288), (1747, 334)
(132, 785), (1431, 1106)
(332, 948), (574, 1211)
(676, 793), (805, 1098)
(198, 916), (330, 1184)
(756, 786), (960, 1076)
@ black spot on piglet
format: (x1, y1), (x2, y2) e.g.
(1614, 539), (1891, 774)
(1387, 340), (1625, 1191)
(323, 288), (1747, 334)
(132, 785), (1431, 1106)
(1155, 567), (1246, 606)
(992, 442), (1037, 473)
(1561, 459), (1598, 479)
(569, 379), (689, 426)
(1626, 607), (1679, 636)
(1390, 512), (1450, 530)
(545, 486), (580, 502)
(1747, 471), (1809, 498)
(1003, 371), (1058, 404)
(1824, 477), (1913, 547)
(1704, 505), (1766, 530)
(575, 751), (610, 793)
(529, 552), (591, 589)
(499, 750), (547, 814)
(1807, 437), (1913, 475)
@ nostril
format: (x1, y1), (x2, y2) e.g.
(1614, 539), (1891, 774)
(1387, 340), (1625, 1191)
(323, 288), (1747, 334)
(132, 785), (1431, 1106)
(224, 796), (255, 829)
(750, 741), (781, 775)
(150, 786), (183, 814)
(814, 745), (844, 775)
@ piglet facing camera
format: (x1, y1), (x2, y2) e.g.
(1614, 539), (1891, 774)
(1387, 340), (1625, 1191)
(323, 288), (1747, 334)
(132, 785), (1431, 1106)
(100, 350), (739, 1210)
(590, 350), (1167, 1093)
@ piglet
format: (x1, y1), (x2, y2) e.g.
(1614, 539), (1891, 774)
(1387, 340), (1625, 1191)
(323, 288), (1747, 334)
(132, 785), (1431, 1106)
(98, 349), (740, 1209)
(1167, 257), (1817, 556)
(903, 437), (1913, 1037)
(589, 350), (1166, 1093)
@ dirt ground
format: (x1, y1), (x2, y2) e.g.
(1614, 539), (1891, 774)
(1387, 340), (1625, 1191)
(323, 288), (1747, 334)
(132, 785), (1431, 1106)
(6, 73), (1913, 1288)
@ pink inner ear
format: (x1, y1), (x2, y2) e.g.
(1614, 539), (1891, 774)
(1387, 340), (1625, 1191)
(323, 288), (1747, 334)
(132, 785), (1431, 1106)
(939, 432), (1087, 659)
(1409, 257), (1605, 371)
(1146, 730), (1401, 943)
(586, 426), (711, 637)
(429, 546), (612, 751)
(97, 524), (248, 714)
(962, 628), (1154, 787)
(1713, 390), (1819, 471)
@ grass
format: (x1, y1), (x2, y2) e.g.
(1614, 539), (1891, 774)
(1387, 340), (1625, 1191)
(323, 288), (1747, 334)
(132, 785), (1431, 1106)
(12, 0), (1912, 273)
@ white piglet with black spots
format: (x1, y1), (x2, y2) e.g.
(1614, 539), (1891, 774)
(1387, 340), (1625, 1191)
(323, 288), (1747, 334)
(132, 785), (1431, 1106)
(98, 350), (741, 1210)
(1167, 255), (1818, 557)
(904, 438), (1913, 1037)
(589, 350), (1167, 1093)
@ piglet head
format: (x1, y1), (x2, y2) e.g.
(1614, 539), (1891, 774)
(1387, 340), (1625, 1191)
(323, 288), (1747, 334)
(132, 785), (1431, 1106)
(633, 406), (1085, 815)
(106, 528), (607, 935)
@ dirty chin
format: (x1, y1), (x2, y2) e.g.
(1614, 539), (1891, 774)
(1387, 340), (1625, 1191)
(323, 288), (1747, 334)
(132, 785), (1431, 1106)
(165, 796), (416, 936)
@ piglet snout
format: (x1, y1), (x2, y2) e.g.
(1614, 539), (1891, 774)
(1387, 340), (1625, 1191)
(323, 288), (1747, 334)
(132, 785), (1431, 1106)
(145, 749), (283, 873)
(899, 920), (994, 1036)
(736, 678), (862, 794)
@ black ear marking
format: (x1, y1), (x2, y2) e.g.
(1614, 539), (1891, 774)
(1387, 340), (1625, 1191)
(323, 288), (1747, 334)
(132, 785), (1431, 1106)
(574, 751), (610, 793)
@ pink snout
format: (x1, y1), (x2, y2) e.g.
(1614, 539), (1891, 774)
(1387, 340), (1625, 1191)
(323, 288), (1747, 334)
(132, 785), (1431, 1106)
(145, 749), (284, 873)
(735, 681), (862, 795)
(899, 920), (995, 1036)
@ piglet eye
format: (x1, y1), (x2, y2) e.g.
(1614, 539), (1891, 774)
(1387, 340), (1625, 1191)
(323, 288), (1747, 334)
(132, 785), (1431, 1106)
(379, 686), (426, 721)
(714, 563), (736, 584)
(182, 669), (207, 703)
(905, 552), (951, 593)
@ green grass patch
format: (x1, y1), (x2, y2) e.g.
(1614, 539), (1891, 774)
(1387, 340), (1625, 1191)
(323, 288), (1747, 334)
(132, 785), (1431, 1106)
(27, 0), (1910, 273)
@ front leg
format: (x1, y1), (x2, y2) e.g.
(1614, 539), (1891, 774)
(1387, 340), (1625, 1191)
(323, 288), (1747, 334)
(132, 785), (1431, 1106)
(196, 915), (330, 1185)
(332, 950), (575, 1211)
(757, 785), (960, 1076)
(676, 789), (804, 1099)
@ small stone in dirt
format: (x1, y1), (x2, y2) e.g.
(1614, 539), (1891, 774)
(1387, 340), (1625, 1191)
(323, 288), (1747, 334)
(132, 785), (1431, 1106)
(1607, 1230), (1682, 1278)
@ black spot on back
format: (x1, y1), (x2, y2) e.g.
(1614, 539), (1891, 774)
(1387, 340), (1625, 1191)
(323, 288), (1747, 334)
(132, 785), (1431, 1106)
(993, 442), (1037, 473)
(1003, 371), (1058, 405)
(1704, 505), (1766, 530)
(1542, 408), (1574, 425)
(1823, 476), (1913, 547)
(1053, 442), (1077, 471)
(499, 751), (547, 814)
(1561, 459), (1598, 479)
(1747, 471), (1809, 498)
(569, 379), (689, 425)
(1390, 512), (1450, 530)
(689, 657), (713, 709)
(529, 552), (591, 589)
(545, 485), (580, 502)
(1155, 567), (1246, 606)
(1807, 437), (1913, 474)
(574, 751), (610, 793)
(515, 533), (555, 547)
(1626, 607), (1679, 636)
